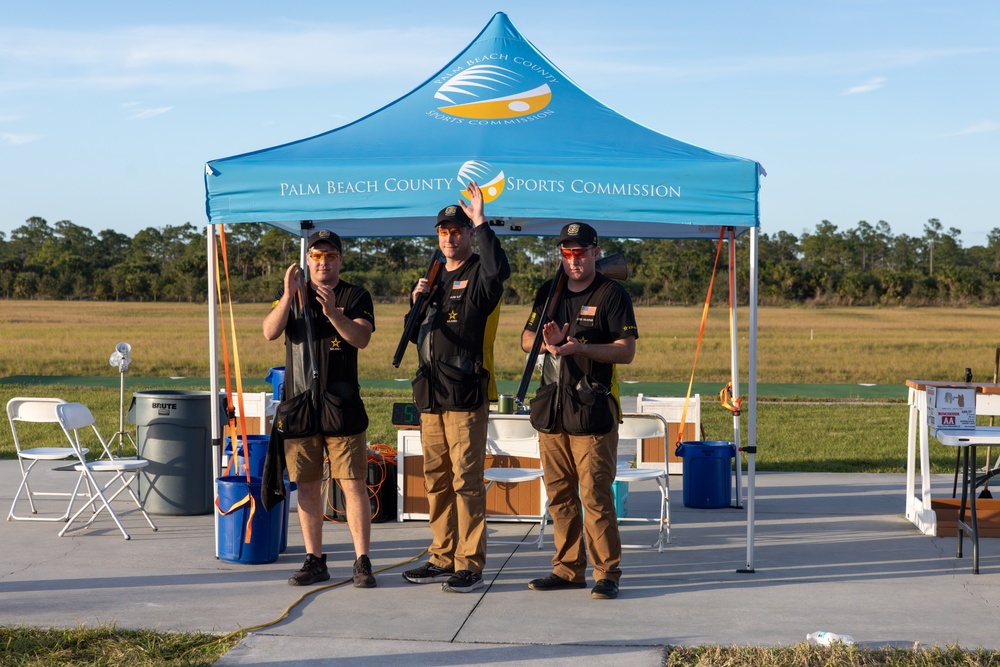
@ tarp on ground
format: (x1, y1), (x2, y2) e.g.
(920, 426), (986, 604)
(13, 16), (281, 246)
(204, 12), (762, 240)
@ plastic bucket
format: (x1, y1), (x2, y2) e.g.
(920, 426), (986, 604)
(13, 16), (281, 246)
(675, 441), (736, 509)
(264, 366), (285, 401)
(224, 435), (270, 477)
(216, 475), (282, 564)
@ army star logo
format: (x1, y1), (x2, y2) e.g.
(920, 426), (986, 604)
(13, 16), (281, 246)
(579, 336), (588, 344)
(448, 309), (459, 322)
(330, 337), (342, 350)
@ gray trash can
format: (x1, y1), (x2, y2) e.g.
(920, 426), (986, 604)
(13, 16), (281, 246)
(128, 390), (219, 515)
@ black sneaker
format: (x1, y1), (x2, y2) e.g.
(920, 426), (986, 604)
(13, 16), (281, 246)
(441, 570), (484, 593)
(591, 579), (619, 599)
(288, 553), (330, 586)
(402, 561), (454, 584)
(528, 573), (587, 591)
(353, 555), (377, 589)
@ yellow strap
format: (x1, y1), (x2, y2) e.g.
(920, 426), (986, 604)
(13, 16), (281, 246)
(677, 228), (727, 446)
(216, 224), (255, 543)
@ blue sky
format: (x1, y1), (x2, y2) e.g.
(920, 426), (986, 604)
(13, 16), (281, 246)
(2, 1), (997, 246)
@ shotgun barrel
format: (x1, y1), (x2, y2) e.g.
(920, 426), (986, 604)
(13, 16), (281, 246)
(392, 249), (445, 368)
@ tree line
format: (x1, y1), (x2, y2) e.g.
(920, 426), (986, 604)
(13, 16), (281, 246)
(3, 216), (1000, 306)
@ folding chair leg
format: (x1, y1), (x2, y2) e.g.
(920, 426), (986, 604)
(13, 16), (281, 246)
(59, 469), (153, 540)
(8, 462), (89, 523)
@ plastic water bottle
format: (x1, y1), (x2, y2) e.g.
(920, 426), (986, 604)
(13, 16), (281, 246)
(807, 631), (855, 646)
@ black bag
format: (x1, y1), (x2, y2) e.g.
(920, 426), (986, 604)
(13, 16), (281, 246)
(274, 390), (318, 439)
(562, 375), (615, 435)
(320, 382), (369, 436)
(528, 382), (560, 434)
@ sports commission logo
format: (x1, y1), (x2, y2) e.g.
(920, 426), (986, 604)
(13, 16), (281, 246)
(434, 64), (552, 120)
(458, 160), (505, 203)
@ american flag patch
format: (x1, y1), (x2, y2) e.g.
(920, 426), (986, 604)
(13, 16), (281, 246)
(453, 280), (468, 289)
(580, 305), (597, 316)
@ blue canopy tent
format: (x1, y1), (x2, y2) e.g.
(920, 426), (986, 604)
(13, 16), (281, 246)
(204, 12), (763, 569)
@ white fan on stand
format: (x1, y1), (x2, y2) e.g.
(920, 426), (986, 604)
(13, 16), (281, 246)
(107, 342), (136, 458)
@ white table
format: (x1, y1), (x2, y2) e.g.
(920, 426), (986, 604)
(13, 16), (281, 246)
(932, 426), (1000, 574)
(904, 380), (1000, 536)
(395, 414), (544, 522)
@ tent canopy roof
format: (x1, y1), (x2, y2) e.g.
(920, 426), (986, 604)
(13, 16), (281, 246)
(205, 12), (762, 240)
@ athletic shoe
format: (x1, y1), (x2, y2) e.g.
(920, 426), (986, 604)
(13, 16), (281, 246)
(402, 561), (454, 584)
(288, 553), (330, 586)
(353, 554), (377, 588)
(441, 570), (484, 593)
(528, 573), (587, 591)
(591, 579), (619, 599)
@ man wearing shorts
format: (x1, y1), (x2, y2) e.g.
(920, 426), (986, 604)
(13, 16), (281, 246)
(263, 229), (377, 588)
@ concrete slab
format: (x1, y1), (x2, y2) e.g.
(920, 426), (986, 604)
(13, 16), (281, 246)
(2, 460), (999, 667)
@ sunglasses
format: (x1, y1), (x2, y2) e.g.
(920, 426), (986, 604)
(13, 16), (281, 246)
(437, 228), (466, 237)
(559, 246), (592, 259)
(308, 250), (340, 262)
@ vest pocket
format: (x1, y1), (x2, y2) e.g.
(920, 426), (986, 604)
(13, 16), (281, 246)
(436, 357), (484, 411)
(562, 375), (615, 435)
(274, 390), (319, 438)
(528, 382), (559, 434)
(320, 382), (368, 436)
(412, 366), (434, 412)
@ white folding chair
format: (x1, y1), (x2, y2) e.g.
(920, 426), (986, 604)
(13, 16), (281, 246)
(7, 397), (93, 522)
(55, 402), (157, 540)
(483, 415), (548, 549)
(614, 413), (671, 552)
(636, 394), (702, 474)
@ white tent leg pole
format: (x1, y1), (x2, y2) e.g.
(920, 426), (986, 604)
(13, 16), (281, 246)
(729, 230), (743, 509)
(740, 226), (758, 573)
(207, 224), (221, 559)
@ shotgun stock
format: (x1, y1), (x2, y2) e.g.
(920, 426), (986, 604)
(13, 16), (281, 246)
(392, 249), (445, 368)
(514, 252), (628, 405)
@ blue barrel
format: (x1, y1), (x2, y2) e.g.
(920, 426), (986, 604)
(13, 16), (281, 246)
(675, 441), (736, 509)
(224, 435), (270, 477)
(216, 476), (283, 564)
(223, 438), (291, 553)
(264, 366), (285, 401)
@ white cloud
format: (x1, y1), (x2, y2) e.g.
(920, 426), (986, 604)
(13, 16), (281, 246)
(0, 132), (39, 145)
(950, 121), (1000, 136)
(0, 24), (448, 93)
(128, 106), (173, 120)
(843, 76), (886, 95)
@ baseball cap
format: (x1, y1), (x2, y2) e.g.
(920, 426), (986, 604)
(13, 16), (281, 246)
(436, 205), (473, 228)
(557, 222), (598, 247)
(307, 229), (343, 253)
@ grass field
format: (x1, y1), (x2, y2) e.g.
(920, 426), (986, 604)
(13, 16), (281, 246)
(2, 301), (999, 472)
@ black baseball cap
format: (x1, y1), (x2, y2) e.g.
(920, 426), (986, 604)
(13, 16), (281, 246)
(436, 205), (473, 228)
(307, 229), (343, 253)
(557, 222), (598, 247)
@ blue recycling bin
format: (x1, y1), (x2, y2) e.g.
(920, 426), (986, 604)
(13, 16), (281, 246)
(216, 476), (283, 564)
(224, 435), (291, 553)
(675, 441), (736, 509)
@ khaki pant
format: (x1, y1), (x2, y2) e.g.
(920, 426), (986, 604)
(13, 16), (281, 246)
(420, 403), (489, 573)
(538, 429), (622, 584)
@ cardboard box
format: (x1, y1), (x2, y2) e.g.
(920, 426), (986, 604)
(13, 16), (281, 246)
(932, 497), (1000, 538)
(926, 385), (976, 429)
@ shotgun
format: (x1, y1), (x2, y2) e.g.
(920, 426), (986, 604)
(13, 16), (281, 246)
(296, 270), (320, 404)
(515, 252), (628, 405)
(392, 249), (445, 368)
